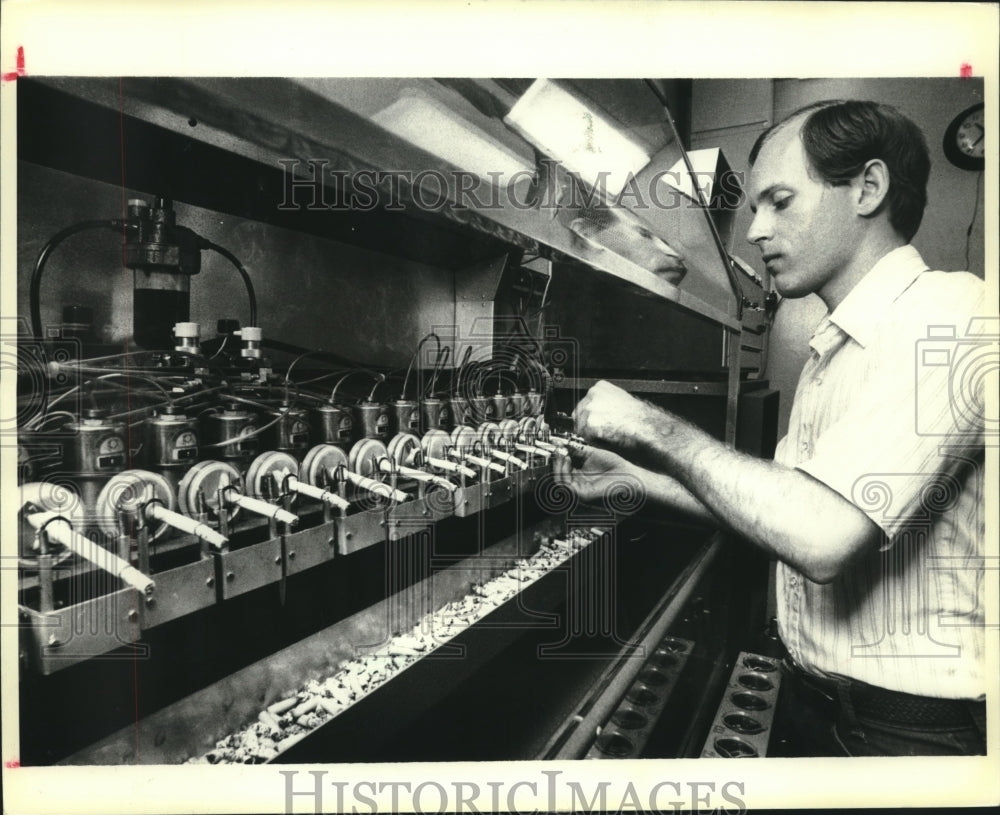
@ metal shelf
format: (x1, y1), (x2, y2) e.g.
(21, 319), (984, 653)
(33, 76), (741, 331)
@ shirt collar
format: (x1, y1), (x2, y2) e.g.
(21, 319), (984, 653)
(826, 245), (929, 348)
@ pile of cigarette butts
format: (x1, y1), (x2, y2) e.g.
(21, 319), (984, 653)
(189, 527), (608, 764)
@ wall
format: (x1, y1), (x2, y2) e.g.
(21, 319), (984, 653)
(17, 161), (457, 368)
(693, 78), (987, 438)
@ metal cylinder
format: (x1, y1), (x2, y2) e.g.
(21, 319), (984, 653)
(437, 397), (454, 432)
(450, 396), (472, 427)
(507, 392), (525, 419)
(354, 401), (390, 441)
(470, 395), (491, 425)
(173, 321), (201, 354)
(239, 326), (263, 360)
(263, 405), (311, 459)
(63, 412), (128, 525)
(144, 409), (199, 495)
(506, 393), (528, 419)
(391, 399), (421, 436)
(490, 393), (507, 422)
(526, 388), (542, 417)
(200, 405), (259, 469)
(420, 397), (444, 434)
(309, 402), (355, 447)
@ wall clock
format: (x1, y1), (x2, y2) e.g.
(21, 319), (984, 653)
(943, 103), (985, 171)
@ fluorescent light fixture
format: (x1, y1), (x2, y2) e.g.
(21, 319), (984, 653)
(504, 79), (651, 197)
(372, 92), (534, 185)
(663, 148), (723, 206)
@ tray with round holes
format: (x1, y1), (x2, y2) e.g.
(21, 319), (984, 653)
(584, 636), (694, 760)
(700, 651), (782, 758)
(95, 469), (177, 542)
(178, 460), (244, 524)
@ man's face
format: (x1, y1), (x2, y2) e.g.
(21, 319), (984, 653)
(746, 122), (860, 300)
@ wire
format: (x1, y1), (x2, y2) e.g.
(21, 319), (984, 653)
(425, 346), (451, 398)
(965, 170), (983, 272)
(49, 365), (176, 404)
(29, 219), (127, 340)
(202, 241), (257, 328)
(208, 334), (231, 361)
(400, 332), (441, 400)
(23, 411), (78, 431)
(330, 369), (381, 403)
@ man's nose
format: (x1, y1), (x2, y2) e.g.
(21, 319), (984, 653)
(746, 209), (770, 246)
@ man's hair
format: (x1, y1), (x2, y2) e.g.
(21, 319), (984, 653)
(749, 99), (931, 242)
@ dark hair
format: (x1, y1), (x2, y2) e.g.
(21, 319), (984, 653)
(749, 100), (931, 241)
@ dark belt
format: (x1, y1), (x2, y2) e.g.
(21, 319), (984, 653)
(782, 658), (983, 728)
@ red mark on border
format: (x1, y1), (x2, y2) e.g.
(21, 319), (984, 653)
(2, 46), (26, 82)
(5, 759), (20, 769)
(960, 63), (973, 78)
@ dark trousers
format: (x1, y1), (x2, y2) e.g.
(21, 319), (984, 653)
(771, 658), (986, 757)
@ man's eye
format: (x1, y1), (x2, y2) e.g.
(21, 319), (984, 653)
(773, 196), (792, 211)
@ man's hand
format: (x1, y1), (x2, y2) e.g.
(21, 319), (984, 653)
(552, 444), (636, 505)
(573, 380), (661, 456)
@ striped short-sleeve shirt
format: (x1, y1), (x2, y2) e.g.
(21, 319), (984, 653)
(774, 245), (990, 700)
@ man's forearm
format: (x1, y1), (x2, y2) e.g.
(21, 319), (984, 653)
(634, 410), (879, 583)
(628, 461), (720, 526)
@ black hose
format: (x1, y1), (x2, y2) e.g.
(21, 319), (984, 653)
(29, 219), (126, 340)
(202, 241), (257, 328)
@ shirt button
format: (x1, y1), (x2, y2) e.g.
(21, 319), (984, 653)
(789, 575), (798, 586)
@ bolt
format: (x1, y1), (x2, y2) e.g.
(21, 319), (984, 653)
(274, 555), (281, 564)
(47, 634), (61, 647)
(345, 531), (353, 539)
(128, 609), (139, 622)
(289, 551), (296, 560)
(226, 571), (235, 582)
(145, 597), (156, 608)
(206, 576), (215, 588)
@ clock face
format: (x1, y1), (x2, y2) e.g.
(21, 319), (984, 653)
(944, 103), (985, 170)
(956, 108), (985, 158)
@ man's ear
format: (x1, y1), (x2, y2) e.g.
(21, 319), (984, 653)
(856, 158), (890, 216)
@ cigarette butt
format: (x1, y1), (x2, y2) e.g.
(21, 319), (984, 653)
(388, 644), (421, 657)
(327, 684), (353, 706)
(277, 732), (307, 753)
(267, 697), (299, 717)
(319, 698), (343, 717)
(258, 710), (282, 732)
(291, 697), (318, 718)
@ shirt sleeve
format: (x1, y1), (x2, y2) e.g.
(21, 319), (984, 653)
(796, 294), (988, 545)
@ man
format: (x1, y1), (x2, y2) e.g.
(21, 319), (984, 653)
(554, 99), (989, 756)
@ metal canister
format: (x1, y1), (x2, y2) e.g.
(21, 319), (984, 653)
(490, 393), (507, 422)
(354, 401), (390, 441)
(264, 404), (311, 459)
(63, 411), (129, 526)
(391, 399), (421, 436)
(144, 408), (199, 495)
(420, 397), (444, 434)
(200, 404), (260, 469)
(526, 388), (542, 417)
(469, 395), (490, 425)
(309, 402), (355, 447)
(437, 397), (454, 432)
(449, 396), (472, 427)
(507, 392), (525, 419)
